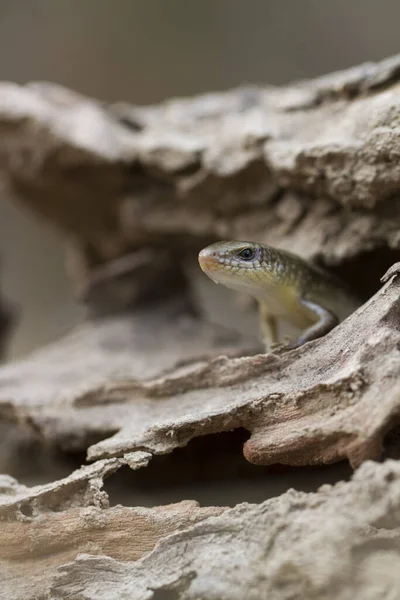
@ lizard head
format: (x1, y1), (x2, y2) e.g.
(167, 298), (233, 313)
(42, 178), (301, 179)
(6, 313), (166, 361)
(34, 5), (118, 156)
(198, 240), (276, 297)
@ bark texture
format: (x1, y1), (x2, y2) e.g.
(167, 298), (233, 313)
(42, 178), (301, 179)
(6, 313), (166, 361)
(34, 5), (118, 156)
(2, 55), (400, 598)
(48, 460), (400, 600)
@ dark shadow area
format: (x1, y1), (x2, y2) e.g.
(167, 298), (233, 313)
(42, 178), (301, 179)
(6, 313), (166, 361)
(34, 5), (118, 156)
(382, 424), (400, 461)
(0, 424), (352, 506)
(6, 423), (400, 508)
(329, 247), (400, 301)
(0, 423), (86, 487)
(103, 429), (353, 507)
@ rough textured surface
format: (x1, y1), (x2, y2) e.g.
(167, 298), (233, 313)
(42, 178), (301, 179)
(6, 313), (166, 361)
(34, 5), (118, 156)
(2, 56), (400, 599)
(2, 57), (400, 298)
(0, 457), (224, 599)
(0, 265), (399, 470)
(0, 297), (258, 452)
(49, 460), (400, 600)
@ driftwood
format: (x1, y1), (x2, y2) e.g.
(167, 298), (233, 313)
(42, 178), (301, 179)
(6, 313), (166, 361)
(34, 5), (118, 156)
(2, 55), (400, 597)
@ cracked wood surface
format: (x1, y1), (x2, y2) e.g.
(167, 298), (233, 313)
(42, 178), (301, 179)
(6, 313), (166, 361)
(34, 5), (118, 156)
(2, 55), (400, 599)
(48, 459), (400, 600)
(1, 56), (400, 285)
(0, 265), (399, 470)
(0, 458), (224, 599)
(2, 452), (400, 599)
(0, 297), (258, 452)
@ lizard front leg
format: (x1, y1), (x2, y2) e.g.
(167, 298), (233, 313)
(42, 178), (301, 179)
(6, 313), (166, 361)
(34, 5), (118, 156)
(284, 298), (339, 351)
(258, 302), (279, 351)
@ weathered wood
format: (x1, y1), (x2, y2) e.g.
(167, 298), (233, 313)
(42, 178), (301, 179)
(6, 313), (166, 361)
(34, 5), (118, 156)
(2, 55), (400, 598)
(49, 460), (400, 600)
(0, 459), (224, 598)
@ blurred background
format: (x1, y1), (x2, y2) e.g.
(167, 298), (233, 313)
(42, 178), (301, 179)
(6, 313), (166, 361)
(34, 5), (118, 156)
(1, 0), (400, 358)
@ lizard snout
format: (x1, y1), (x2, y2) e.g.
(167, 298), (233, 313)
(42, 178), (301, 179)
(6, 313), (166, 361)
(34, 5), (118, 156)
(198, 247), (219, 272)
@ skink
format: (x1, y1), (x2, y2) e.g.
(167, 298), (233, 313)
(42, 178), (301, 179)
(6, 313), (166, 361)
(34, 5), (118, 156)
(198, 241), (361, 351)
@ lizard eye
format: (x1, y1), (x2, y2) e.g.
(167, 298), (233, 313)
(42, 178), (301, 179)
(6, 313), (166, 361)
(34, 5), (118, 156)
(237, 247), (256, 261)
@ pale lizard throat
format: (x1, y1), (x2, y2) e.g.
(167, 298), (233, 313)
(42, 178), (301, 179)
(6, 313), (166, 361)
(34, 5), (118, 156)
(198, 240), (362, 350)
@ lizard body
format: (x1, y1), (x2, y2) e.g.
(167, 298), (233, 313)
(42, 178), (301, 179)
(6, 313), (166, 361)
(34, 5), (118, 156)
(198, 241), (361, 350)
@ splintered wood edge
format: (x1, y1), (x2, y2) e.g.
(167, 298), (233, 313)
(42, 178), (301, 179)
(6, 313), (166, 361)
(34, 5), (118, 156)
(47, 460), (400, 600)
(3, 458), (400, 599)
(0, 455), (226, 597)
(2, 55), (400, 597)
(80, 265), (400, 469)
(0, 264), (399, 472)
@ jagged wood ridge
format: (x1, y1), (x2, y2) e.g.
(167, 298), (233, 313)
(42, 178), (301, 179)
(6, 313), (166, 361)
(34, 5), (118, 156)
(1, 55), (400, 599)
